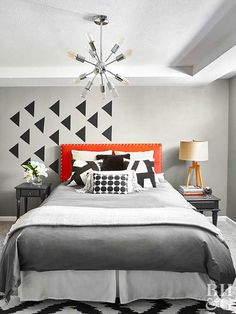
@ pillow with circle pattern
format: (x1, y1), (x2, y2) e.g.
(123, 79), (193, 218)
(92, 172), (128, 194)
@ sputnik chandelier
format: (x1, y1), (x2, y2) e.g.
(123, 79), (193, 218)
(68, 15), (132, 99)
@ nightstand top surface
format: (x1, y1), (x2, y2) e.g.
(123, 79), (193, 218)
(15, 182), (51, 190)
(183, 194), (220, 201)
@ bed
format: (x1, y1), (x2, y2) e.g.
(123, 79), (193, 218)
(0, 143), (235, 303)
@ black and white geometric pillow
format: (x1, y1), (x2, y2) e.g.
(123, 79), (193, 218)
(93, 173), (128, 194)
(126, 159), (156, 188)
(68, 160), (102, 186)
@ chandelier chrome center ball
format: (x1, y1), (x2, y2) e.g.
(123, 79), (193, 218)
(67, 15), (132, 99)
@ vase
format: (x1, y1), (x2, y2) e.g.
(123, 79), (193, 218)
(32, 176), (42, 186)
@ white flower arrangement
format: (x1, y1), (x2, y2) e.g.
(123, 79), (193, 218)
(22, 161), (48, 183)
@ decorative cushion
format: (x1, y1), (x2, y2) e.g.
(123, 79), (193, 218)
(72, 150), (112, 161)
(126, 159), (156, 188)
(68, 160), (102, 186)
(96, 153), (130, 160)
(97, 155), (130, 171)
(93, 173), (128, 194)
(115, 150), (154, 160)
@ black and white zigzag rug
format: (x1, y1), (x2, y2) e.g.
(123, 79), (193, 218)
(0, 298), (236, 314)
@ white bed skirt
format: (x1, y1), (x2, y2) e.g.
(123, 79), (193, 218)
(18, 270), (212, 304)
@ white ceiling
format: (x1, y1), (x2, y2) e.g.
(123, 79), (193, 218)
(0, 0), (236, 86)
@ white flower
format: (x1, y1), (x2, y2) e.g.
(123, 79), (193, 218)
(23, 161), (49, 179)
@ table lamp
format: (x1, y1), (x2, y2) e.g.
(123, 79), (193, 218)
(179, 140), (208, 188)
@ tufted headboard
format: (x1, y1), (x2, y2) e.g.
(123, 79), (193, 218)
(60, 143), (162, 182)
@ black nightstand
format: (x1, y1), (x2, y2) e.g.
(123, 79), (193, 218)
(15, 183), (51, 219)
(183, 194), (221, 226)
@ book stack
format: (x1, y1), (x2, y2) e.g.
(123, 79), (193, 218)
(179, 185), (204, 196)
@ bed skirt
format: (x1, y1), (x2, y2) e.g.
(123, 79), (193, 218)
(18, 270), (213, 304)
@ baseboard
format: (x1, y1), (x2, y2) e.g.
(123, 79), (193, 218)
(226, 216), (236, 226)
(0, 216), (16, 221)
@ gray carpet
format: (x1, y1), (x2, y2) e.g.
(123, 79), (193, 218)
(0, 219), (236, 313)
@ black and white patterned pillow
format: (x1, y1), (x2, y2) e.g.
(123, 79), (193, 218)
(68, 160), (102, 186)
(126, 159), (156, 188)
(93, 173), (128, 194)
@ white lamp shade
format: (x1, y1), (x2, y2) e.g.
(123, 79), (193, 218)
(179, 141), (208, 161)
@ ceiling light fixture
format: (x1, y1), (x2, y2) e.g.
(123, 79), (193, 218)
(68, 15), (132, 99)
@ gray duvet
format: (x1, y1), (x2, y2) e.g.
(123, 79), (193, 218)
(0, 183), (235, 300)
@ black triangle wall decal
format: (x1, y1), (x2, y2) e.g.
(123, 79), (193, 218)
(49, 159), (59, 174)
(61, 115), (71, 130)
(50, 100), (60, 116)
(35, 117), (45, 133)
(75, 127), (86, 142)
(88, 112), (98, 128)
(102, 126), (112, 141)
(10, 112), (20, 126)
(49, 130), (59, 145)
(102, 101), (112, 116)
(76, 101), (86, 116)
(21, 158), (31, 166)
(9, 144), (19, 158)
(20, 129), (30, 144)
(34, 146), (45, 161)
(25, 101), (35, 117)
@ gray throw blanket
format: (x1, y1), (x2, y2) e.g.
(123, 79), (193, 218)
(0, 183), (235, 301)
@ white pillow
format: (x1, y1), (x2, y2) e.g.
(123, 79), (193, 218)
(115, 150), (154, 160)
(86, 170), (141, 193)
(155, 173), (166, 184)
(72, 150), (112, 161)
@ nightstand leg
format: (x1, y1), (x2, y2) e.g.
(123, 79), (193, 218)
(16, 198), (20, 220)
(212, 211), (218, 226)
(24, 197), (28, 213)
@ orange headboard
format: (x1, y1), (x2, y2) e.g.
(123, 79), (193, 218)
(60, 143), (162, 182)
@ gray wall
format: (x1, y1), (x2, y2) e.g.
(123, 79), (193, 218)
(0, 80), (229, 216)
(228, 76), (236, 221)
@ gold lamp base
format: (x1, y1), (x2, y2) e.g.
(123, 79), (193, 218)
(186, 161), (203, 188)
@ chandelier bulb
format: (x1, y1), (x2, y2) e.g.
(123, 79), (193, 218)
(124, 49), (132, 58)
(117, 37), (125, 47)
(67, 51), (77, 59)
(81, 88), (88, 98)
(86, 33), (94, 43)
(112, 87), (119, 98)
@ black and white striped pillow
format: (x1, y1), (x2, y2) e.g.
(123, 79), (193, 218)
(68, 160), (102, 186)
(126, 159), (156, 188)
(93, 173), (128, 194)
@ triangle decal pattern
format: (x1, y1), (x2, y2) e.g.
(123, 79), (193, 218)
(102, 126), (112, 141)
(9, 144), (19, 158)
(21, 158), (31, 166)
(61, 115), (71, 130)
(20, 129), (30, 144)
(75, 127), (86, 142)
(102, 101), (112, 117)
(34, 146), (45, 162)
(49, 159), (59, 174)
(25, 101), (35, 117)
(8, 99), (113, 172)
(88, 112), (98, 128)
(49, 130), (59, 145)
(76, 101), (86, 116)
(50, 100), (60, 117)
(10, 112), (20, 126)
(35, 118), (45, 133)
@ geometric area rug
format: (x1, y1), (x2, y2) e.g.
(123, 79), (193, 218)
(0, 298), (236, 314)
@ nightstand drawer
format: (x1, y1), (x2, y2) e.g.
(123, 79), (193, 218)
(21, 189), (40, 197)
(189, 200), (218, 210)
